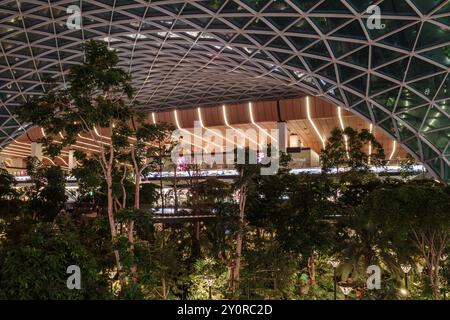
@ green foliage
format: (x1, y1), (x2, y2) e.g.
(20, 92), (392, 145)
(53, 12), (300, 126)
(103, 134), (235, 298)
(25, 157), (67, 221)
(17, 40), (134, 157)
(0, 215), (111, 299)
(321, 127), (386, 172)
(188, 258), (229, 300)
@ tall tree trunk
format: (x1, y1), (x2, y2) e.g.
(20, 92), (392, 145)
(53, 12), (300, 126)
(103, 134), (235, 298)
(106, 167), (122, 281)
(308, 253), (316, 286)
(232, 184), (246, 293)
(173, 165), (178, 213)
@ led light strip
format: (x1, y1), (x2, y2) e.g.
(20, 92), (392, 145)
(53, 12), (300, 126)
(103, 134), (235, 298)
(222, 104), (260, 148)
(197, 107), (237, 147)
(248, 102), (277, 142)
(337, 106), (349, 159)
(174, 110), (217, 151)
(368, 124), (373, 165)
(0, 150), (30, 157)
(306, 96), (326, 149)
(388, 140), (397, 163)
(43, 156), (56, 166)
(57, 156), (69, 166)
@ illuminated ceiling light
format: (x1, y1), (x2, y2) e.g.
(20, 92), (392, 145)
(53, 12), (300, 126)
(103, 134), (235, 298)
(173, 110), (209, 151)
(389, 140), (397, 163)
(248, 102), (277, 142)
(368, 124), (373, 165)
(13, 140), (30, 147)
(101, 36), (120, 42)
(126, 33), (147, 39)
(306, 96), (325, 149)
(57, 156), (69, 166)
(93, 127), (113, 142)
(338, 107), (349, 159)
(222, 105), (259, 148)
(0, 150), (29, 157)
(289, 134), (299, 148)
(185, 31), (199, 37)
(77, 133), (109, 146)
(43, 156), (56, 166)
(197, 107), (235, 147)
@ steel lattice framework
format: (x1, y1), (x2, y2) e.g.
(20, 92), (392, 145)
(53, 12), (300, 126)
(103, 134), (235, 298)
(0, 0), (449, 181)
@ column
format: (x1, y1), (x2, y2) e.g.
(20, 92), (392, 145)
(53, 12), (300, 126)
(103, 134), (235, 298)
(30, 142), (43, 161)
(277, 121), (287, 153)
(68, 150), (76, 170)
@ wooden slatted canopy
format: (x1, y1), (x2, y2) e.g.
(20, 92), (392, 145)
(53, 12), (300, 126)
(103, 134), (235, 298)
(0, 96), (407, 171)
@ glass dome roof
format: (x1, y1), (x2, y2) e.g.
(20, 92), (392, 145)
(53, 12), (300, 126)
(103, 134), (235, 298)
(0, 0), (449, 181)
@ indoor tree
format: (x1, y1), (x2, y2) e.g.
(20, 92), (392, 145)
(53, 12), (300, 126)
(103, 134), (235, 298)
(17, 40), (135, 279)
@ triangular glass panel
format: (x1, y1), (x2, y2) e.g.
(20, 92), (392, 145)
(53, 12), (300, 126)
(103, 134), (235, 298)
(426, 158), (441, 176)
(396, 88), (428, 113)
(371, 46), (405, 68)
(310, 17), (349, 34)
(286, 56), (306, 69)
(410, 0), (446, 14)
(353, 102), (371, 118)
(290, 0), (322, 11)
(397, 122), (416, 141)
(266, 16), (298, 30)
(379, 1), (418, 16)
(305, 41), (330, 58)
(380, 24), (421, 51)
(404, 137), (420, 155)
(365, 19), (413, 40)
(342, 47), (369, 68)
(372, 87), (400, 111)
(343, 89), (363, 106)
(424, 130), (450, 151)
(287, 19), (316, 34)
(264, 1), (297, 13)
(406, 57), (445, 82)
(286, 35), (315, 51)
(420, 46), (450, 67)
(399, 106), (428, 129)
(369, 75), (399, 96)
(268, 37), (291, 50)
(225, 17), (252, 28)
(422, 141), (439, 161)
(408, 73), (446, 98)
(436, 75), (449, 100)
(332, 21), (366, 40)
(377, 57), (409, 80)
(318, 65), (337, 82)
(347, 75), (368, 94)
(379, 118), (396, 135)
(338, 64), (365, 82)
(346, 0), (377, 13)
(303, 56), (329, 70)
(372, 105), (390, 123)
(416, 22), (450, 50)
(312, 0), (352, 13)
(328, 40), (364, 58)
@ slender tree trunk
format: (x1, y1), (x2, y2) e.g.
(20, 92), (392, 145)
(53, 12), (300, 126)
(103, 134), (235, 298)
(308, 253), (316, 286)
(173, 165), (178, 213)
(106, 166), (122, 281)
(233, 184), (246, 293)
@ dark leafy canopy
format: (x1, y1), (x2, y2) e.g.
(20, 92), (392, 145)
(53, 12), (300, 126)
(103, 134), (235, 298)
(25, 157), (67, 222)
(16, 40), (135, 157)
(321, 127), (386, 173)
(0, 216), (111, 299)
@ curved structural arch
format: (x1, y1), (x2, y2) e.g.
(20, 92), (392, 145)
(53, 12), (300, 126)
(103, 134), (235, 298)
(0, 0), (449, 181)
